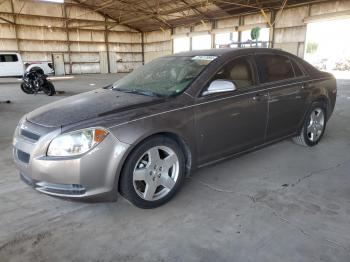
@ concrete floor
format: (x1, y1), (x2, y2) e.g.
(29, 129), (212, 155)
(0, 74), (350, 262)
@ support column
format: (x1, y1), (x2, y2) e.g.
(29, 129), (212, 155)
(238, 16), (243, 47)
(63, 4), (72, 74)
(189, 26), (193, 51)
(269, 9), (276, 48)
(299, 4), (312, 58)
(104, 17), (110, 73)
(171, 28), (174, 54)
(141, 32), (145, 65)
(10, 0), (20, 52)
(211, 20), (216, 48)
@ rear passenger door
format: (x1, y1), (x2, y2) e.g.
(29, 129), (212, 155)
(255, 54), (308, 141)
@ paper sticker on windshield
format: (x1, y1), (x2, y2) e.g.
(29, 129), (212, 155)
(191, 56), (217, 61)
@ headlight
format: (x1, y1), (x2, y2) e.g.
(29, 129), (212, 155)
(47, 128), (108, 157)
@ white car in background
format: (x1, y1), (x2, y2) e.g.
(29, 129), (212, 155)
(0, 52), (54, 77)
(0, 53), (24, 77)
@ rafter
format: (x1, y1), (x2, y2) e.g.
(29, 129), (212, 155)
(0, 15), (14, 24)
(65, 2), (154, 15)
(119, 0), (212, 26)
(60, 0), (337, 31)
(179, 0), (211, 19)
(72, 0), (141, 31)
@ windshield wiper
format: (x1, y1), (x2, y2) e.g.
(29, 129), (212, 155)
(114, 88), (165, 98)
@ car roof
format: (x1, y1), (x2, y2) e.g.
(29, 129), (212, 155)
(0, 52), (20, 54)
(171, 48), (287, 57)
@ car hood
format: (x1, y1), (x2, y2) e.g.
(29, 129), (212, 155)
(26, 88), (162, 128)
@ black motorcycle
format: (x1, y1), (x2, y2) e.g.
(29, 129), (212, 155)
(20, 67), (55, 96)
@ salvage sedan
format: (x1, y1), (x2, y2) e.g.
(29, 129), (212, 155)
(13, 48), (337, 208)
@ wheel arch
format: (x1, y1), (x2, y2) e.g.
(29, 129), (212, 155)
(159, 132), (193, 175)
(116, 131), (193, 193)
(299, 96), (329, 132)
(27, 64), (45, 73)
(314, 95), (328, 106)
(311, 95), (329, 118)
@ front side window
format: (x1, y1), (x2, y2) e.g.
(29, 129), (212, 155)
(256, 54), (295, 83)
(113, 55), (217, 97)
(211, 57), (254, 90)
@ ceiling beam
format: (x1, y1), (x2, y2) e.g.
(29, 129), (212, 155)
(214, 0), (261, 10)
(119, 0), (212, 25)
(71, 0), (141, 31)
(0, 15), (14, 24)
(180, 0), (211, 19)
(66, 0), (337, 31)
(65, 2), (154, 15)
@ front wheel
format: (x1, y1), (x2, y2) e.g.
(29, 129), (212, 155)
(42, 81), (55, 96)
(293, 102), (327, 147)
(119, 136), (186, 209)
(20, 83), (34, 94)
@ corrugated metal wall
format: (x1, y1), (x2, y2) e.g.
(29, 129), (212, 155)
(0, 0), (142, 74)
(1, 0), (350, 70)
(144, 30), (172, 63)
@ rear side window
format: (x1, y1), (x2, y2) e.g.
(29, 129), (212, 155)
(300, 60), (322, 77)
(0, 54), (19, 62)
(256, 54), (294, 83)
(291, 59), (304, 77)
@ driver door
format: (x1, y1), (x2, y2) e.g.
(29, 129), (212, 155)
(194, 55), (268, 165)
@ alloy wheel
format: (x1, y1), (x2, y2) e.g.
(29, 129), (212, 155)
(307, 108), (325, 142)
(132, 146), (179, 201)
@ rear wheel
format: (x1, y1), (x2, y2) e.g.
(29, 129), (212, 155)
(20, 83), (34, 94)
(293, 102), (326, 147)
(119, 136), (186, 209)
(42, 81), (55, 96)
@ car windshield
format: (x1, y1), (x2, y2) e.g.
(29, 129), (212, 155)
(112, 55), (217, 97)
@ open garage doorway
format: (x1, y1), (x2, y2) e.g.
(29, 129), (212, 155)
(305, 18), (350, 79)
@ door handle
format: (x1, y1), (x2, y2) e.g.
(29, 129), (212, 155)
(253, 93), (266, 101)
(301, 83), (309, 89)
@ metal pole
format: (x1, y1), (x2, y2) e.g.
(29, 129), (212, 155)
(63, 4), (72, 74)
(211, 20), (216, 48)
(269, 9), (277, 48)
(238, 16), (243, 48)
(10, 0), (20, 52)
(141, 32), (145, 65)
(104, 17), (111, 73)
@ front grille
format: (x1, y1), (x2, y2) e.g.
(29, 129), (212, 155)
(17, 149), (30, 163)
(20, 128), (41, 141)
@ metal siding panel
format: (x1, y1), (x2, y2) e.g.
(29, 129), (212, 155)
(53, 53), (65, 76)
(99, 51), (108, 74)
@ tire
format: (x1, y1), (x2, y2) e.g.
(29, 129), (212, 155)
(42, 81), (55, 96)
(20, 83), (34, 94)
(119, 136), (186, 209)
(293, 102), (327, 147)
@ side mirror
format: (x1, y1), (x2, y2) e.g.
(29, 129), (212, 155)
(203, 79), (236, 96)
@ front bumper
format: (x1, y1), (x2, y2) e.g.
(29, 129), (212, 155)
(20, 172), (86, 196)
(13, 120), (131, 199)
